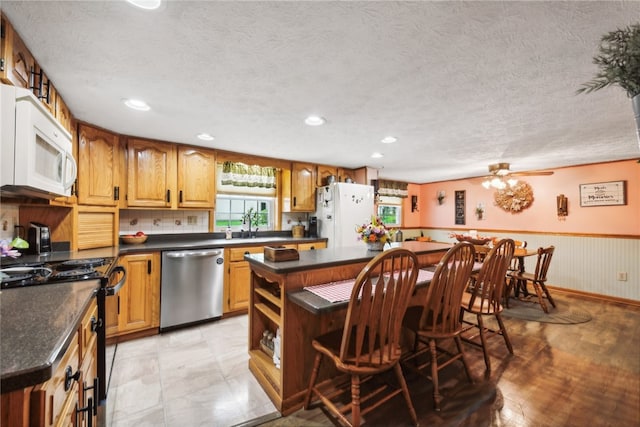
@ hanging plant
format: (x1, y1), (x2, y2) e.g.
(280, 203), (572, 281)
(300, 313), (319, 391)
(577, 23), (640, 98)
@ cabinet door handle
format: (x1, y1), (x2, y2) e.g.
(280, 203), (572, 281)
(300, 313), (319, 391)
(64, 366), (81, 391)
(90, 316), (102, 333)
(166, 189), (171, 203)
(179, 190), (183, 203)
(293, 196), (297, 207)
(114, 186), (120, 201)
(148, 260), (152, 274)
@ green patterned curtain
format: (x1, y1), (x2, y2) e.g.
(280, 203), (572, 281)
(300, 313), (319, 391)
(221, 161), (277, 188)
(377, 180), (408, 198)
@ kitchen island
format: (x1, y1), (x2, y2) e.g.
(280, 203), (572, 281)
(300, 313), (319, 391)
(244, 241), (452, 415)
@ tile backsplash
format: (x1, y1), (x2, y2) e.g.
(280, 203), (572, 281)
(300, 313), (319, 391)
(119, 210), (209, 235)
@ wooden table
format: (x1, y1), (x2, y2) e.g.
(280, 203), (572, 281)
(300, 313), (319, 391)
(511, 248), (538, 297)
(244, 242), (451, 415)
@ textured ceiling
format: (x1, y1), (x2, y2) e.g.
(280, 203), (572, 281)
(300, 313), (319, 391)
(2, 1), (639, 183)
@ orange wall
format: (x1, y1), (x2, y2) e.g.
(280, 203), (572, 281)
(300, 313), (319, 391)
(403, 159), (639, 236)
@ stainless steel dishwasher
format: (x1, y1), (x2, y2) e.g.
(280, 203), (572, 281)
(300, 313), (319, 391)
(160, 248), (224, 330)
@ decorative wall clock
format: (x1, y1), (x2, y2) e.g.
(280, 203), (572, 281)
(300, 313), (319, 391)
(494, 181), (534, 212)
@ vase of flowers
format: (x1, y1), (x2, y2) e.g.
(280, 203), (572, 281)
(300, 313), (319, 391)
(356, 216), (394, 251)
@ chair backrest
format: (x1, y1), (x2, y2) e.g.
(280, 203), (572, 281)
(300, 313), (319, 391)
(464, 238), (515, 313)
(418, 242), (476, 336)
(340, 248), (419, 366)
(532, 246), (555, 282)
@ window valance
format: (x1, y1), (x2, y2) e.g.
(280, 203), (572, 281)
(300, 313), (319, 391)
(221, 161), (277, 188)
(377, 179), (408, 198)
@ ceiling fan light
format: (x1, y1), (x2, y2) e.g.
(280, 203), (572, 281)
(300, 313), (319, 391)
(507, 178), (518, 187)
(481, 179), (491, 189)
(490, 177), (503, 188)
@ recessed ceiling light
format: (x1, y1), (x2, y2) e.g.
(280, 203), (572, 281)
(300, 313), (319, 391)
(371, 152), (384, 158)
(381, 136), (397, 144)
(126, 0), (162, 10)
(123, 98), (150, 111)
(304, 115), (326, 126)
(197, 133), (215, 141)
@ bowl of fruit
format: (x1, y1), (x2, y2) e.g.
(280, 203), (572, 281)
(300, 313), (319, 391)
(121, 231), (148, 245)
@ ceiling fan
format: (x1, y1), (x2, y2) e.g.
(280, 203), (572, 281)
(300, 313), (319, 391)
(481, 162), (553, 189)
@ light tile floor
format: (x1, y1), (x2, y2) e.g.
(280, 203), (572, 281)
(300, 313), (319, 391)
(105, 315), (278, 426)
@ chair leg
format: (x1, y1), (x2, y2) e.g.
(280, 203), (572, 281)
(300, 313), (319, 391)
(393, 363), (418, 426)
(531, 282), (549, 313)
(504, 276), (514, 308)
(303, 352), (322, 409)
(476, 314), (492, 371)
(539, 282), (557, 308)
(495, 313), (513, 354)
(454, 336), (474, 383)
(351, 374), (361, 427)
(429, 338), (442, 411)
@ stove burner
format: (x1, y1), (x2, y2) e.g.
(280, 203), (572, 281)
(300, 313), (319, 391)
(57, 258), (106, 271)
(52, 268), (99, 280)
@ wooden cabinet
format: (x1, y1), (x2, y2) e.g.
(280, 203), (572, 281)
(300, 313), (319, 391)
(78, 124), (121, 206)
(106, 253), (160, 338)
(127, 139), (216, 209)
(0, 15), (36, 89)
(282, 163), (316, 212)
(337, 167), (356, 183)
(177, 145), (216, 208)
(54, 92), (73, 136)
(127, 138), (177, 208)
(298, 241), (326, 251)
(225, 246), (266, 313)
(316, 165), (338, 187)
(28, 298), (98, 427)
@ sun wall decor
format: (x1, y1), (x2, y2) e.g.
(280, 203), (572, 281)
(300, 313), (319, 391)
(494, 181), (534, 213)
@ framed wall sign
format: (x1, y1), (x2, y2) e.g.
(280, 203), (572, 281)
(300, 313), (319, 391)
(455, 190), (465, 225)
(579, 180), (627, 207)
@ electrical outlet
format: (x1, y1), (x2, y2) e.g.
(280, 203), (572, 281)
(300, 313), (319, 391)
(617, 272), (628, 281)
(187, 215), (198, 225)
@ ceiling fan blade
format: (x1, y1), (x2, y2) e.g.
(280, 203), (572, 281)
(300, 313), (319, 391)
(509, 170), (554, 176)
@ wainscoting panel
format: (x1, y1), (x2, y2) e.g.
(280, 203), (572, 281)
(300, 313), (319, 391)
(421, 230), (639, 301)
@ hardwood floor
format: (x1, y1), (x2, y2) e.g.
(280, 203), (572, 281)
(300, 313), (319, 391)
(257, 292), (640, 427)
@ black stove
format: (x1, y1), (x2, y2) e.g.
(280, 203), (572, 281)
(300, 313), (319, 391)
(0, 257), (114, 289)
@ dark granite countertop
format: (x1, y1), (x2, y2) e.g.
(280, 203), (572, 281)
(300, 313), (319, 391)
(245, 241), (453, 274)
(0, 280), (100, 392)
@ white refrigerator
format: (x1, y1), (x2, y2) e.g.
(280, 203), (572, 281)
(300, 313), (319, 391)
(315, 182), (375, 248)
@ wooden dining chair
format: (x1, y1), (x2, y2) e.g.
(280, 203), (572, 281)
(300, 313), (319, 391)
(303, 248), (420, 427)
(401, 242), (476, 411)
(503, 240), (527, 307)
(508, 246), (556, 313)
(460, 238), (515, 372)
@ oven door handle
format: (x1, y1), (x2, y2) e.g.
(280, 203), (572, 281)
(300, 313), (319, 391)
(105, 265), (127, 296)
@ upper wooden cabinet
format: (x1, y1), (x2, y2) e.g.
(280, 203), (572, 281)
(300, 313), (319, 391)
(55, 91), (73, 135)
(127, 138), (216, 209)
(177, 145), (216, 208)
(127, 138), (177, 208)
(0, 15), (35, 89)
(317, 165), (338, 187)
(338, 167), (356, 183)
(290, 162), (316, 211)
(78, 124), (121, 206)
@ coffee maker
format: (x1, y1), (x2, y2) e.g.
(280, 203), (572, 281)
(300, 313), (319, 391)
(28, 222), (52, 254)
(308, 216), (318, 238)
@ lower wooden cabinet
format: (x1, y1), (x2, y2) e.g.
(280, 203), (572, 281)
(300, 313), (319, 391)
(225, 246), (264, 313)
(24, 298), (99, 427)
(106, 253), (160, 339)
(224, 241), (327, 314)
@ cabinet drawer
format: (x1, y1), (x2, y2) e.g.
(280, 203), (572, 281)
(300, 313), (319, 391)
(229, 246), (265, 262)
(31, 332), (80, 427)
(298, 241), (326, 251)
(79, 299), (98, 364)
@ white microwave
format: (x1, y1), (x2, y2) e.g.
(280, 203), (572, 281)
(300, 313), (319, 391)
(1, 83), (77, 199)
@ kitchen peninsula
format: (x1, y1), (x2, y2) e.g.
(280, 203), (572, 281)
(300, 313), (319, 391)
(244, 241), (452, 415)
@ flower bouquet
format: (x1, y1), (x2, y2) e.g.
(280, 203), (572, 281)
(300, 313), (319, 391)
(356, 216), (395, 250)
